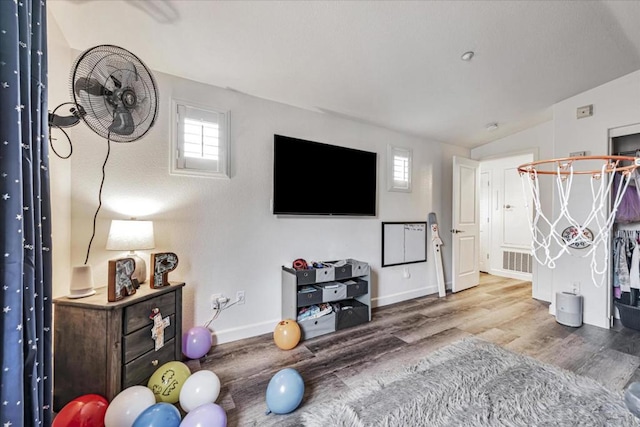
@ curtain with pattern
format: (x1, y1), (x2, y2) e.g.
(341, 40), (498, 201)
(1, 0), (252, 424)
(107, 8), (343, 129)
(0, 0), (53, 426)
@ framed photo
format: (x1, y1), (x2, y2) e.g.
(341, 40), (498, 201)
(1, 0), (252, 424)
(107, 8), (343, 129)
(108, 257), (137, 302)
(150, 252), (179, 288)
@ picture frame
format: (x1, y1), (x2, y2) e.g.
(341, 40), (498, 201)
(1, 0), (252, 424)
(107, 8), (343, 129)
(107, 257), (137, 302)
(150, 252), (179, 288)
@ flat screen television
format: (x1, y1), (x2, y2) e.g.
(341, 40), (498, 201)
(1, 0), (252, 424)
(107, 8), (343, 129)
(273, 135), (377, 216)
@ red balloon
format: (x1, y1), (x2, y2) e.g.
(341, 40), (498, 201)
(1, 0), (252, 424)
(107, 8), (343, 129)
(53, 394), (108, 427)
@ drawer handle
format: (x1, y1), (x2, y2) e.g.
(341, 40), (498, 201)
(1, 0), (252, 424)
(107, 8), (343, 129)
(307, 293), (313, 299)
(151, 359), (159, 366)
(303, 272), (309, 277)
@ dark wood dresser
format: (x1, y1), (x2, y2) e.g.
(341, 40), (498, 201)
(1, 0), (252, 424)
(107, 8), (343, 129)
(53, 282), (185, 411)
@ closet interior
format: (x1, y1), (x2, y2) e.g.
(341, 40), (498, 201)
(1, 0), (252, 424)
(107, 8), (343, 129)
(611, 128), (640, 326)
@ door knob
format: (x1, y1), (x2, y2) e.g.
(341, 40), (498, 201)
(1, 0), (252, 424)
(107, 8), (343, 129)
(450, 229), (464, 234)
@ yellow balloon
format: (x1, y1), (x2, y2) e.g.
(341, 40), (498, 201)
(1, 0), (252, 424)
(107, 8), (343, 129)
(273, 319), (301, 350)
(147, 361), (191, 403)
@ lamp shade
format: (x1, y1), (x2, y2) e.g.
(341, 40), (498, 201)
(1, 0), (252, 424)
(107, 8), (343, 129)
(106, 220), (155, 251)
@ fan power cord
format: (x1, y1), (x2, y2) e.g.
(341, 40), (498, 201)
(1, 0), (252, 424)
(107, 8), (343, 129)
(84, 135), (111, 265)
(48, 102), (82, 159)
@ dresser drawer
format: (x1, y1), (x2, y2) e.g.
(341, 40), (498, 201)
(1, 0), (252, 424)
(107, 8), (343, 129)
(123, 314), (176, 363)
(123, 337), (177, 388)
(124, 292), (176, 334)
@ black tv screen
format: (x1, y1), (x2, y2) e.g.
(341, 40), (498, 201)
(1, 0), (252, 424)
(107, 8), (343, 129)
(273, 135), (377, 216)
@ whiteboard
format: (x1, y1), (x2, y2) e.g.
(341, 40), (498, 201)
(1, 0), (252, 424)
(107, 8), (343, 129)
(382, 222), (427, 267)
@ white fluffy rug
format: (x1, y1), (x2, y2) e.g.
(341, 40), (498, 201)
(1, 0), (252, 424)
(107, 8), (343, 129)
(298, 338), (639, 426)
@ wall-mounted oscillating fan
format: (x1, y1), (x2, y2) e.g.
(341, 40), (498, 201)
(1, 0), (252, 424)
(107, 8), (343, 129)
(48, 44), (160, 271)
(50, 44), (158, 143)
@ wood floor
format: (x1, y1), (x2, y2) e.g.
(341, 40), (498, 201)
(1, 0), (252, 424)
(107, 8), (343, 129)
(198, 274), (640, 426)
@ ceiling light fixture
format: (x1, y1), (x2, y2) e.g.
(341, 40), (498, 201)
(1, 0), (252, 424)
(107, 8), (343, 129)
(461, 51), (475, 61)
(486, 122), (499, 131)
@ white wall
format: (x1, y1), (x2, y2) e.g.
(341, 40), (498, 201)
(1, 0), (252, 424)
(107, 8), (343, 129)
(551, 69), (640, 329)
(48, 37), (469, 343)
(471, 121), (555, 302)
(47, 9), (72, 298)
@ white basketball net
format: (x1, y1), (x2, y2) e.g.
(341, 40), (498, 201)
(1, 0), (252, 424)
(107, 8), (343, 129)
(519, 158), (638, 287)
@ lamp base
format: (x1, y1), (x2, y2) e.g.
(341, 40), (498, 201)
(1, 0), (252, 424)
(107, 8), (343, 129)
(69, 265), (96, 299)
(129, 253), (147, 285)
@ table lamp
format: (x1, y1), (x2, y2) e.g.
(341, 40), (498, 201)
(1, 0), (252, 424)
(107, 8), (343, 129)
(106, 219), (155, 284)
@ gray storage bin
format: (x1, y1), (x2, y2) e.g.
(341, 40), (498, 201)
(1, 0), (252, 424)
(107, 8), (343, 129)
(314, 266), (335, 283)
(299, 312), (336, 340)
(297, 286), (322, 307)
(283, 266), (316, 285)
(335, 300), (369, 330)
(347, 259), (369, 277)
(332, 263), (353, 280)
(344, 278), (368, 298)
(316, 282), (347, 302)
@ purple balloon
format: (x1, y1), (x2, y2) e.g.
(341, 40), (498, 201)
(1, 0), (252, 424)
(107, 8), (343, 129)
(182, 326), (212, 359)
(180, 403), (226, 427)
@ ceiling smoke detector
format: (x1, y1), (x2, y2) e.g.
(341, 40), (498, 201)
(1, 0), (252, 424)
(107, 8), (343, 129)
(461, 51), (475, 61)
(485, 122), (499, 131)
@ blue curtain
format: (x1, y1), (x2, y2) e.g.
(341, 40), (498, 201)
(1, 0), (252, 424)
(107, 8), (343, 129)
(0, 0), (53, 426)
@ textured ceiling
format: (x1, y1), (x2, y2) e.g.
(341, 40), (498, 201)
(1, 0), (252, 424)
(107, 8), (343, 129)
(48, 0), (640, 148)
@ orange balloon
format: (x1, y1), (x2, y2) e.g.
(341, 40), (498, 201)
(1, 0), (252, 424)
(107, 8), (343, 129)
(273, 319), (301, 350)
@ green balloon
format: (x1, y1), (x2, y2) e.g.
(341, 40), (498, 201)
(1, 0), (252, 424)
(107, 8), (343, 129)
(147, 361), (191, 403)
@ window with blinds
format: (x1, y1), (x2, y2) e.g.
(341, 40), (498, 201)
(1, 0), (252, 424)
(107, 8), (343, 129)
(171, 100), (229, 178)
(387, 145), (412, 192)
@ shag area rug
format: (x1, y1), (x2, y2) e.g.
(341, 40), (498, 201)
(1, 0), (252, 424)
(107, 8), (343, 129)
(300, 338), (640, 427)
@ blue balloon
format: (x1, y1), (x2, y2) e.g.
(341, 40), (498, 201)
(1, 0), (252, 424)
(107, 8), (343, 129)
(265, 368), (304, 415)
(132, 402), (181, 427)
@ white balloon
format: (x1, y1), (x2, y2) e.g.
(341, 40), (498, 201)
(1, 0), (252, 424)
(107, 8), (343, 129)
(179, 370), (221, 412)
(104, 385), (156, 427)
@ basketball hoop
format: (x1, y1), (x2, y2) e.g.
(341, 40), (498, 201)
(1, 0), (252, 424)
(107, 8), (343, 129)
(518, 155), (640, 286)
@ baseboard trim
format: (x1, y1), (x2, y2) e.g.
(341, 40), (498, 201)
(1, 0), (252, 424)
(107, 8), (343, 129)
(489, 269), (532, 282)
(211, 318), (278, 345)
(372, 285), (440, 308)
(213, 286), (445, 344)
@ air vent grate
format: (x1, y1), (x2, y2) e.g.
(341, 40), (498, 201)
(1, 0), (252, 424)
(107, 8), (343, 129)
(502, 251), (532, 273)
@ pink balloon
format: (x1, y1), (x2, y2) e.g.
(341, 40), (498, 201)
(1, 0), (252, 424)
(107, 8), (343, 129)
(182, 326), (212, 359)
(180, 403), (226, 427)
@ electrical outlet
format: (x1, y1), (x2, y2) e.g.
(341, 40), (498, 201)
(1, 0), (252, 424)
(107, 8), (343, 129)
(237, 290), (245, 305)
(211, 293), (223, 310)
(572, 282), (580, 295)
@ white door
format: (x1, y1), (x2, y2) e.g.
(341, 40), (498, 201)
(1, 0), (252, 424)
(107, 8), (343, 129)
(452, 156), (480, 292)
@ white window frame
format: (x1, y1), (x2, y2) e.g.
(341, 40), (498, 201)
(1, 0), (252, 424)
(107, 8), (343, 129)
(170, 98), (230, 179)
(387, 145), (412, 192)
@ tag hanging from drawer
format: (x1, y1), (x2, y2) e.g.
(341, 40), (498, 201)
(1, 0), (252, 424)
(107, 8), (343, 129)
(150, 309), (170, 351)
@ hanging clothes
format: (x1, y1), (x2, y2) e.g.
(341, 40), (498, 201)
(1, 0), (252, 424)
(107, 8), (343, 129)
(615, 171), (640, 223)
(615, 236), (630, 293)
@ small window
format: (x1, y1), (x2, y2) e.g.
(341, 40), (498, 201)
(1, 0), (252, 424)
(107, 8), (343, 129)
(171, 99), (230, 178)
(387, 145), (412, 192)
